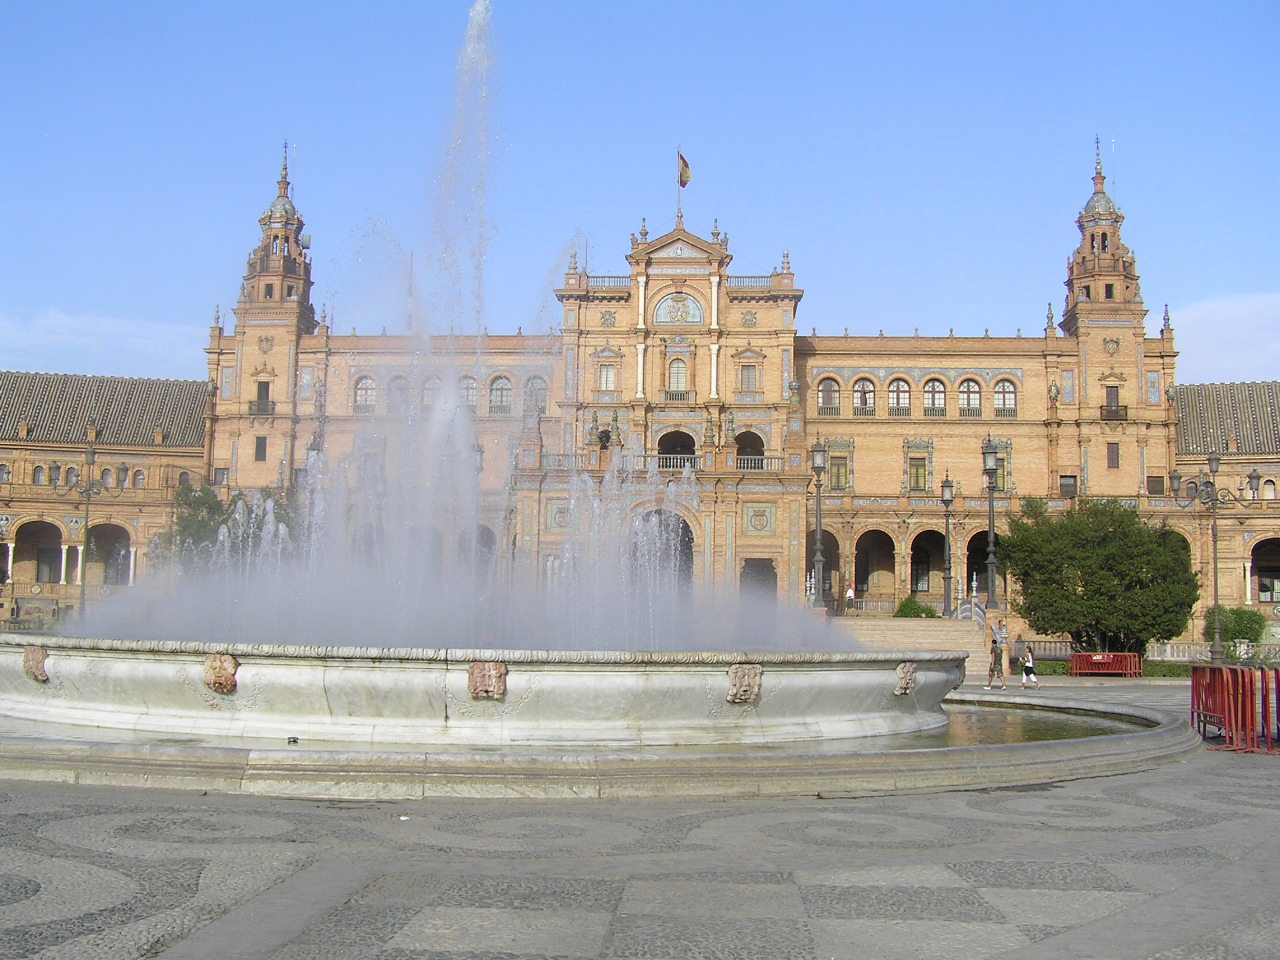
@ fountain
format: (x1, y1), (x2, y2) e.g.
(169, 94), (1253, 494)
(0, 1), (1200, 799)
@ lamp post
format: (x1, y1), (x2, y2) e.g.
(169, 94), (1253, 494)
(981, 437), (999, 608)
(940, 473), (955, 617)
(1169, 455), (1261, 664)
(79, 445), (97, 619)
(811, 441), (828, 609)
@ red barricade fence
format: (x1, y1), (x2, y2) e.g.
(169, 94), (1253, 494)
(1190, 665), (1280, 754)
(1068, 652), (1142, 677)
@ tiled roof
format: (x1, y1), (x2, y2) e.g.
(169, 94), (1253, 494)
(1175, 382), (1280, 456)
(0, 371), (206, 448)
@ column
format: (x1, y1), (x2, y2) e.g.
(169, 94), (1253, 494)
(77, 542), (85, 586)
(636, 343), (647, 399)
(60, 544), (69, 585)
(709, 275), (720, 330)
(710, 343), (720, 399)
(129, 546), (137, 585)
(636, 277), (647, 329)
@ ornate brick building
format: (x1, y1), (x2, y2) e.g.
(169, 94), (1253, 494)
(2, 154), (1278, 638)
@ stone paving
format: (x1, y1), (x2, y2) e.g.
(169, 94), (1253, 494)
(0, 678), (1276, 960)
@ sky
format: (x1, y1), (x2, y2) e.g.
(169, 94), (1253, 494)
(2, 0), (1277, 385)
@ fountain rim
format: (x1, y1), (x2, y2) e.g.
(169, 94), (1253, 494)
(2, 633), (970, 665)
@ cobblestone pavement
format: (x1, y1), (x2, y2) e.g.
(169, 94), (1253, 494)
(1, 680), (1277, 960)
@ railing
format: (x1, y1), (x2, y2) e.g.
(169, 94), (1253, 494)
(661, 390), (695, 403)
(726, 276), (771, 287)
(543, 453), (588, 470)
(994, 407), (1018, 419)
(248, 400), (276, 415)
(735, 455), (784, 472)
(817, 404), (840, 417)
(924, 406), (946, 417)
(1100, 405), (1128, 421)
(624, 454), (698, 472)
(852, 406), (875, 418)
(587, 276), (631, 288)
(488, 404), (512, 415)
(847, 597), (897, 613)
(889, 406), (911, 418)
(959, 406), (982, 418)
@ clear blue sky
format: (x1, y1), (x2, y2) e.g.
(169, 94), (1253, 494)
(2, 0), (1277, 385)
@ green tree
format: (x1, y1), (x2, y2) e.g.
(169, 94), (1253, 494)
(1000, 498), (1198, 653)
(151, 483), (229, 573)
(1202, 605), (1267, 645)
(894, 597), (941, 618)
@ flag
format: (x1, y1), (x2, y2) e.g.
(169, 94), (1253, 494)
(678, 152), (691, 188)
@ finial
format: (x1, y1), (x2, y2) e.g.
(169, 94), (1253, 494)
(1163, 304), (1171, 329)
(1046, 302), (1054, 325)
(568, 250), (578, 273)
(781, 250), (790, 272)
(639, 217), (648, 241)
(711, 218), (720, 241)
(282, 139), (289, 179)
(1095, 135), (1102, 174)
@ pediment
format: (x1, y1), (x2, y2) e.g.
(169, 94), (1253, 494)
(651, 239), (707, 259)
(1097, 369), (1128, 384)
(631, 226), (730, 267)
(591, 346), (624, 360)
(731, 347), (766, 360)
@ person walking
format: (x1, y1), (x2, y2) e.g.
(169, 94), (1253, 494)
(984, 637), (1006, 690)
(995, 619), (1011, 678)
(1021, 644), (1041, 690)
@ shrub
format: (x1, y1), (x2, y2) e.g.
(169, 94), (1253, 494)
(1202, 605), (1267, 645)
(894, 597), (940, 618)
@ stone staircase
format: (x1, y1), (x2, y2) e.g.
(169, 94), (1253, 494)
(822, 615), (988, 664)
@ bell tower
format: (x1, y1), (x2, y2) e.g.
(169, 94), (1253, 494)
(232, 144), (316, 335)
(1059, 140), (1146, 338)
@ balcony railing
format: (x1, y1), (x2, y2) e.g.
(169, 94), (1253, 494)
(994, 406), (1018, 419)
(587, 276), (631, 288)
(661, 390), (695, 403)
(543, 453), (588, 470)
(889, 406), (911, 418)
(248, 400), (276, 415)
(959, 406), (982, 418)
(1100, 405), (1128, 421)
(924, 406), (946, 417)
(817, 404), (840, 417)
(735, 455), (784, 472)
(852, 405), (875, 418)
(625, 454), (698, 472)
(725, 276), (772, 287)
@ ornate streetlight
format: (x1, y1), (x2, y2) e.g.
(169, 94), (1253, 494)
(982, 437), (999, 608)
(1169, 454), (1262, 664)
(940, 473), (955, 617)
(811, 441), (828, 609)
(57, 434), (122, 620)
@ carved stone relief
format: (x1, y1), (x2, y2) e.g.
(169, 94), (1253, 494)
(726, 663), (763, 703)
(23, 646), (49, 684)
(894, 661), (918, 696)
(469, 661), (508, 700)
(203, 654), (240, 695)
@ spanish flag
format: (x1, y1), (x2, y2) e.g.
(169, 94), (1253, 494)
(678, 152), (691, 188)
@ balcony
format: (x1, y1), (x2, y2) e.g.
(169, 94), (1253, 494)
(889, 406), (911, 418)
(661, 390), (696, 404)
(248, 400), (276, 415)
(994, 406), (1018, 419)
(543, 453), (588, 470)
(959, 406), (982, 419)
(924, 406), (946, 418)
(1100, 405), (1128, 421)
(852, 405), (875, 418)
(624, 454), (699, 472)
(735, 455), (784, 472)
(817, 404), (840, 418)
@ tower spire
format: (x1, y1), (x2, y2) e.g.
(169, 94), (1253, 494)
(278, 140), (290, 198)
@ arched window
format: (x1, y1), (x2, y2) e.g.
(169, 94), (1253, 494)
(100, 468), (114, 488)
(178, 471), (191, 487)
(817, 378), (841, 416)
(852, 378), (875, 414)
(668, 358), (689, 394)
(1263, 479), (1277, 500)
(32, 465), (46, 485)
(460, 376), (478, 408)
(422, 377), (440, 407)
(488, 376), (513, 415)
(0, 464), (9, 482)
(923, 379), (946, 415)
(888, 378), (911, 415)
(994, 379), (1018, 417)
(353, 376), (377, 414)
(1101, 232), (1110, 253)
(132, 470), (145, 489)
(524, 376), (548, 414)
(387, 377), (410, 415)
(959, 379), (982, 416)
(65, 467), (79, 486)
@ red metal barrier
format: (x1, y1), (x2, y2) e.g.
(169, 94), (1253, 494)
(1069, 652), (1142, 677)
(1191, 665), (1280, 754)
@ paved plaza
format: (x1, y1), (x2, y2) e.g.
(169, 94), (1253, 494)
(0, 679), (1276, 960)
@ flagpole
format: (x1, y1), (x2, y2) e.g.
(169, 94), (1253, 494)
(676, 145), (682, 223)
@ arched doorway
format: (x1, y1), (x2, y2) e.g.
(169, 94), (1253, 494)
(911, 529), (946, 610)
(805, 529), (841, 602)
(13, 521), (64, 586)
(631, 509), (694, 595)
(656, 431), (697, 470)
(966, 531), (1002, 601)
(740, 558), (777, 602)
(852, 530), (895, 611)
(735, 430), (765, 469)
(1252, 538), (1280, 625)
(87, 523), (132, 586)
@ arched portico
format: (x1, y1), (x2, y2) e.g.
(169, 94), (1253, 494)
(910, 529), (946, 611)
(1251, 537), (1280, 613)
(86, 522), (133, 587)
(852, 529), (896, 611)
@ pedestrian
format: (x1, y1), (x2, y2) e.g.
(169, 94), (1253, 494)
(984, 637), (1006, 690)
(845, 584), (855, 615)
(1021, 644), (1041, 690)
(994, 619), (1011, 677)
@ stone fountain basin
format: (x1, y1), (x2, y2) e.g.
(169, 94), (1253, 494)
(1, 635), (965, 747)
